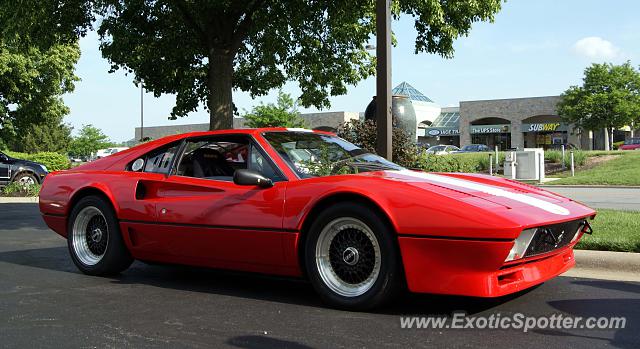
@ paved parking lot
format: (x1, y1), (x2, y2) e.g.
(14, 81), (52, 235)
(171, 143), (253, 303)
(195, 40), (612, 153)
(1, 203), (638, 348)
(541, 186), (640, 211)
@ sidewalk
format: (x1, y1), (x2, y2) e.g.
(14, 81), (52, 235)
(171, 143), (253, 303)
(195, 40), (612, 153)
(0, 197), (39, 204)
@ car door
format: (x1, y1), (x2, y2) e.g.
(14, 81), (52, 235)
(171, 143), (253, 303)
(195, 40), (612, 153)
(0, 153), (11, 184)
(135, 135), (291, 273)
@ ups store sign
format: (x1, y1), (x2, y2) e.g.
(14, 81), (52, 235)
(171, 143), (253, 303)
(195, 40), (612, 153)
(470, 124), (510, 134)
(523, 123), (568, 132)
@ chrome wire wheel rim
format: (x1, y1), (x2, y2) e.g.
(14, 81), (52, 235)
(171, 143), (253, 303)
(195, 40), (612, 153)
(17, 175), (35, 186)
(315, 217), (382, 298)
(72, 206), (109, 266)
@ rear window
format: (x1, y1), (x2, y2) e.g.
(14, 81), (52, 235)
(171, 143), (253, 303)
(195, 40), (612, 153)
(128, 141), (182, 174)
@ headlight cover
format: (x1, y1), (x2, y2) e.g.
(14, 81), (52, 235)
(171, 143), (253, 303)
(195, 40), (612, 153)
(40, 164), (48, 173)
(570, 222), (586, 243)
(505, 228), (538, 262)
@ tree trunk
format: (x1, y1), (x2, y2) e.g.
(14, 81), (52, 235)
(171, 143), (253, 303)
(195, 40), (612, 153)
(207, 51), (234, 130)
(603, 127), (610, 151)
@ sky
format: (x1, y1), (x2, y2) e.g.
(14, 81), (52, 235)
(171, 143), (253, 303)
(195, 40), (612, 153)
(62, 0), (640, 142)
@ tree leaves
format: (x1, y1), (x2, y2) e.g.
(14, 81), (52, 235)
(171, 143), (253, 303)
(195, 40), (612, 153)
(558, 62), (640, 132)
(243, 90), (306, 128)
(68, 124), (114, 157)
(2, 0), (505, 131)
(0, 42), (80, 150)
(96, 0), (504, 128)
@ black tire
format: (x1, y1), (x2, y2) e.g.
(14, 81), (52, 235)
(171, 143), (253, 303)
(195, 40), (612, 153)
(67, 195), (133, 275)
(13, 172), (37, 186)
(304, 202), (402, 310)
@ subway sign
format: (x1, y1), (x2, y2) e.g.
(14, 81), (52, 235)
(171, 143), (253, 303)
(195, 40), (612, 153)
(523, 123), (567, 132)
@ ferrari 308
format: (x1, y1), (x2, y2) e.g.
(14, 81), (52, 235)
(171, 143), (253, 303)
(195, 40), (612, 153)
(39, 128), (596, 310)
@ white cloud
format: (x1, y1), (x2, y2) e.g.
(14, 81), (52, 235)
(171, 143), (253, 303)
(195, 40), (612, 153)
(572, 37), (621, 60)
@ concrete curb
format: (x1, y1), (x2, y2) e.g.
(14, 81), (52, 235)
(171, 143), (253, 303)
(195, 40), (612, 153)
(566, 249), (640, 282)
(0, 197), (39, 204)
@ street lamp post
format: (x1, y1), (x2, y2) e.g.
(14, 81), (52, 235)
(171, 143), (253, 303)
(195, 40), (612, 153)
(376, 0), (392, 160)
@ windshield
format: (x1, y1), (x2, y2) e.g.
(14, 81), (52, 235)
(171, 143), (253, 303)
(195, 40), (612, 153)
(262, 132), (404, 178)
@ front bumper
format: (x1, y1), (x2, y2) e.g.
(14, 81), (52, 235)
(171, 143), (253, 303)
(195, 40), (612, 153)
(398, 235), (579, 297)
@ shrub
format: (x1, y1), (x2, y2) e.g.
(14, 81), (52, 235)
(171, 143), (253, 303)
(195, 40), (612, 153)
(1, 182), (41, 197)
(337, 119), (419, 168)
(613, 141), (625, 150)
(545, 150), (563, 163)
(564, 150), (587, 167)
(5, 151), (71, 171)
(412, 152), (489, 173)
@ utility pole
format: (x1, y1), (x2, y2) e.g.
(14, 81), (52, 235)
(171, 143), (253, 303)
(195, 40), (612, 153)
(140, 82), (144, 142)
(376, 0), (392, 160)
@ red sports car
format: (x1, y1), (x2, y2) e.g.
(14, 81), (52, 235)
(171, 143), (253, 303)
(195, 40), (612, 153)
(39, 128), (596, 310)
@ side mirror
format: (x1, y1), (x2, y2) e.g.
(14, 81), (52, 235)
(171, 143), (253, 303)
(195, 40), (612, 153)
(233, 169), (273, 188)
(0, 154), (7, 162)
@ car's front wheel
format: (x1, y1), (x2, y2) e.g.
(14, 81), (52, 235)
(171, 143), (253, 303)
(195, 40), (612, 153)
(67, 195), (133, 275)
(304, 202), (402, 310)
(14, 172), (37, 186)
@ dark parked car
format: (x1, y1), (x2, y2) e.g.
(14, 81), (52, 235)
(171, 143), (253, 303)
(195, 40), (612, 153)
(0, 151), (49, 186)
(455, 144), (491, 153)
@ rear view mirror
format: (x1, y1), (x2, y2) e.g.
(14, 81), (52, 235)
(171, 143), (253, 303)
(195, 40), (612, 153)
(233, 169), (273, 188)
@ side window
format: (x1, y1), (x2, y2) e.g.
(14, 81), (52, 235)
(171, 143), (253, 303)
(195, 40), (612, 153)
(175, 136), (283, 182)
(143, 142), (181, 174)
(248, 144), (282, 181)
(176, 138), (246, 180)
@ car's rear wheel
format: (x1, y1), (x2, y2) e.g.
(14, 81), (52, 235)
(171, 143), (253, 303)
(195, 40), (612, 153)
(68, 196), (133, 275)
(304, 202), (402, 310)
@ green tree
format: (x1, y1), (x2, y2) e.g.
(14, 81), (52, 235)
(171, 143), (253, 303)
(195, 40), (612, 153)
(69, 125), (114, 158)
(21, 118), (73, 154)
(558, 62), (640, 150)
(0, 0), (93, 51)
(0, 41), (80, 150)
(244, 91), (307, 128)
(93, 0), (503, 130)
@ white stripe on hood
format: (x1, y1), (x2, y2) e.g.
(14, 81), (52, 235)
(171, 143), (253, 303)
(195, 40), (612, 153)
(391, 171), (570, 216)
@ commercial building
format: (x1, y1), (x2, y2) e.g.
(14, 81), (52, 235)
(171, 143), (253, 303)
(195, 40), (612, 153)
(420, 96), (588, 150)
(134, 83), (631, 150)
(134, 111), (359, 141)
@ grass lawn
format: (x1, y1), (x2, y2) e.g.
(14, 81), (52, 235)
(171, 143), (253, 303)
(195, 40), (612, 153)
(548, 151), (640, 186)
(576, 209), (640, 253)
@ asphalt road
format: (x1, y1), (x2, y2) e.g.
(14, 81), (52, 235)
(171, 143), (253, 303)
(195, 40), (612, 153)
(541, 186), (640, 211)
(1, 203), (638, 349)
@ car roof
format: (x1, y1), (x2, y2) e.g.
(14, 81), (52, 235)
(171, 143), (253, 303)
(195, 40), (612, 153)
(171, 127), (334, 139)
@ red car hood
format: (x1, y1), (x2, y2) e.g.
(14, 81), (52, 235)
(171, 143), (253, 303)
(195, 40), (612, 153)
(361, 170), (575, 217)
